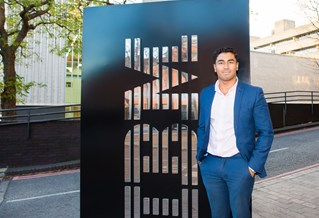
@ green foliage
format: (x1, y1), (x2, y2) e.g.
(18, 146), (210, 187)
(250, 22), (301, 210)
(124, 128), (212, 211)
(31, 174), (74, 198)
(0, 73), (46, 104)
(15, 74), (46, 104)
(1, 0), (116, 61)
(0, 0), (124, 108)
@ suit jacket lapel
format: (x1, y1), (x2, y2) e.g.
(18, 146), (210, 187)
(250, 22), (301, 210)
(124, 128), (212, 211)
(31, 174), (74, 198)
(205, 84), (215, 130)
(234, 82), (244, 133)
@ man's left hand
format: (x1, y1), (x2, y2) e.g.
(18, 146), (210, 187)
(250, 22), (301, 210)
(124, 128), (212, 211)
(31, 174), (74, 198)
(248, 167), (256, 177)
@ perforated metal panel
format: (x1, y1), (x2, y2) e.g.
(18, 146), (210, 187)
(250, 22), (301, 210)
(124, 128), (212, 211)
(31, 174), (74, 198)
(81, 1), (249, 217)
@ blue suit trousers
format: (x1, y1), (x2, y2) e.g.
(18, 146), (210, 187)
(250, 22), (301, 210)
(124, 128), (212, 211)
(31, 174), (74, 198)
(199, 153), (254, 218)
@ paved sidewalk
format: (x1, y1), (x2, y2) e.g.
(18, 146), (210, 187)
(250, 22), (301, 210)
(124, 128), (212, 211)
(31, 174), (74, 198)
(253, 163), (319, 218)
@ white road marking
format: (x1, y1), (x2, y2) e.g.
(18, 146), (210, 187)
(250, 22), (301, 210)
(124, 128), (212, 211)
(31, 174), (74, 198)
(270, 147), (288, 153)
(6, 190), (80, 203)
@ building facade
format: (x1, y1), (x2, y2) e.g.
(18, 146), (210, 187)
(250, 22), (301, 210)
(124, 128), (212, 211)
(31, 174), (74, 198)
(251, 19), (319, 59)
(15, 27), (67, 106)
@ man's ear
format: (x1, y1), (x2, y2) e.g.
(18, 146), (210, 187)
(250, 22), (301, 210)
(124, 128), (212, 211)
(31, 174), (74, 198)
(236, 62), (239, 71)
(213, 64), (217, 72)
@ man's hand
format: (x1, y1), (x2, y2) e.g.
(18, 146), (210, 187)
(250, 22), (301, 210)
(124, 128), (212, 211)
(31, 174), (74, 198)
(248, 167), (256, 177)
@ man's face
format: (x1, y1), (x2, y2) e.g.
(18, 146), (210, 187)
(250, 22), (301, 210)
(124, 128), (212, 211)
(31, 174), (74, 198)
(213, 52), (238, 82)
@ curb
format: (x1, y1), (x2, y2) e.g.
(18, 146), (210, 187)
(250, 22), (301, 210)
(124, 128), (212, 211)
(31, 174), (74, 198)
(256, 162), (319, 184)
(274, 122), (319, 135)
(4, 160), (80, 176)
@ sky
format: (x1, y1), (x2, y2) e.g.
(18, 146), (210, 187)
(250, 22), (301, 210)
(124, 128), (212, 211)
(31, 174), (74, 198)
(249, 0), (309, 37)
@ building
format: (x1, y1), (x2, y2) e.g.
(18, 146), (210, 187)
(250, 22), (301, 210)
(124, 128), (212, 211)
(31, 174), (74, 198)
(251, 19), (319, 59)
(249, 19), (319, 93)
(15, 28), (67, 106)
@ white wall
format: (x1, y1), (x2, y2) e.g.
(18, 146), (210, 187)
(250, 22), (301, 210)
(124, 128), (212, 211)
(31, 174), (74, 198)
(250, 51), (319, 93)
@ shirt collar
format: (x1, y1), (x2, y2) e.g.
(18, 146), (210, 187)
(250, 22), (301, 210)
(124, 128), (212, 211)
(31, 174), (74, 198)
(215, 77), (238, 95)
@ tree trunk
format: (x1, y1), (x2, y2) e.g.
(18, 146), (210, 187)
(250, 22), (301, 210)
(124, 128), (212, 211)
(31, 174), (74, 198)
(1, 48), (17, 118)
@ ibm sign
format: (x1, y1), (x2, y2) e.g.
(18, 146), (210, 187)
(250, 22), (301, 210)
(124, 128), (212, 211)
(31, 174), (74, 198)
(81, 0), (249, 217)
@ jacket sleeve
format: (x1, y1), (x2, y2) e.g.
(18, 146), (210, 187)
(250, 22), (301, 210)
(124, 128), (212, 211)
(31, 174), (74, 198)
(248, 88), (274, 175)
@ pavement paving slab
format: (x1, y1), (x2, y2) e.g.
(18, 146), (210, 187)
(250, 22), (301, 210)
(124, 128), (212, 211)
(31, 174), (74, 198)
(253, 163), (319, 218)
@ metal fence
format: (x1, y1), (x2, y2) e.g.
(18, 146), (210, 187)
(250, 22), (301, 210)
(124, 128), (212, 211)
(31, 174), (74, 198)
(0, 104), (81, 126)
(0, 91), (318, 128)
(265, 91), (319, 117)
(265, 90), (319, 104)
(265, 91), (319, 130)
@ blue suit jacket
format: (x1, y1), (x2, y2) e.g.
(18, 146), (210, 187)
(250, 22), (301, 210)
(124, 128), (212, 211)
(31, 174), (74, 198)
(196, 81), (274, 178)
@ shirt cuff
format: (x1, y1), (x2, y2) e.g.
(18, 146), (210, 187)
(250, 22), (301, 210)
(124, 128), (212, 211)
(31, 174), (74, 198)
(248, 166), (256, 173)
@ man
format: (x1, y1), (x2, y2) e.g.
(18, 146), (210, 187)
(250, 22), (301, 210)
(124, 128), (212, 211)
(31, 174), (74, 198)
(197, 47), (274, 218)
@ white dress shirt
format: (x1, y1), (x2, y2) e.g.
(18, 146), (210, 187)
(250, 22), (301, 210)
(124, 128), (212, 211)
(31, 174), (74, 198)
(207, 79), (239, 157)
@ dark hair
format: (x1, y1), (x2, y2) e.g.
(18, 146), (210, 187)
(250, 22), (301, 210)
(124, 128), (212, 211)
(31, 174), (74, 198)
(212, 47), (239, 63)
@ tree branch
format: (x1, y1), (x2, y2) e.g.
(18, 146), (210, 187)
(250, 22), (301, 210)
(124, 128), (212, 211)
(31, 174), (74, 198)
(28, 8), (50, 20)
(18, 0), (50, 17)
(12, 1), (51, 51)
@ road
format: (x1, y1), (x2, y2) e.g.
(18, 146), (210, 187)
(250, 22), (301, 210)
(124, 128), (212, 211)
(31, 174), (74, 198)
(0, 127), (318, 218)
(0, 170), (80, 218)
(265, 127), (319, 178)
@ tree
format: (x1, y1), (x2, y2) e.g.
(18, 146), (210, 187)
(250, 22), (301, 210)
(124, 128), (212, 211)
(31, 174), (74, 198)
(297, 0), (319, 70)
(0, 0), (75, 115)
(0, 0), (124, 116)
(298, 0), (319, 26)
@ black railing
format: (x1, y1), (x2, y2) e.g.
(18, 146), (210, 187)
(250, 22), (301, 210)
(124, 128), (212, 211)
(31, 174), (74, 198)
(265, 90), (319, 117)
(265, 90), (319, 104)
(0, 104), (81, 126)
(265, 91), (319, 130)
(0, 91), (318, 129)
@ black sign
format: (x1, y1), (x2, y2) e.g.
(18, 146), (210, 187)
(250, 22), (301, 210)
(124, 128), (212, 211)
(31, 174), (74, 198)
(81, 0), (249, 217)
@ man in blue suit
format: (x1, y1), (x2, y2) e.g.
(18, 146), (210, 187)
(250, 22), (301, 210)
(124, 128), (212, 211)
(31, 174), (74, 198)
(197, 47), (274, 218)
